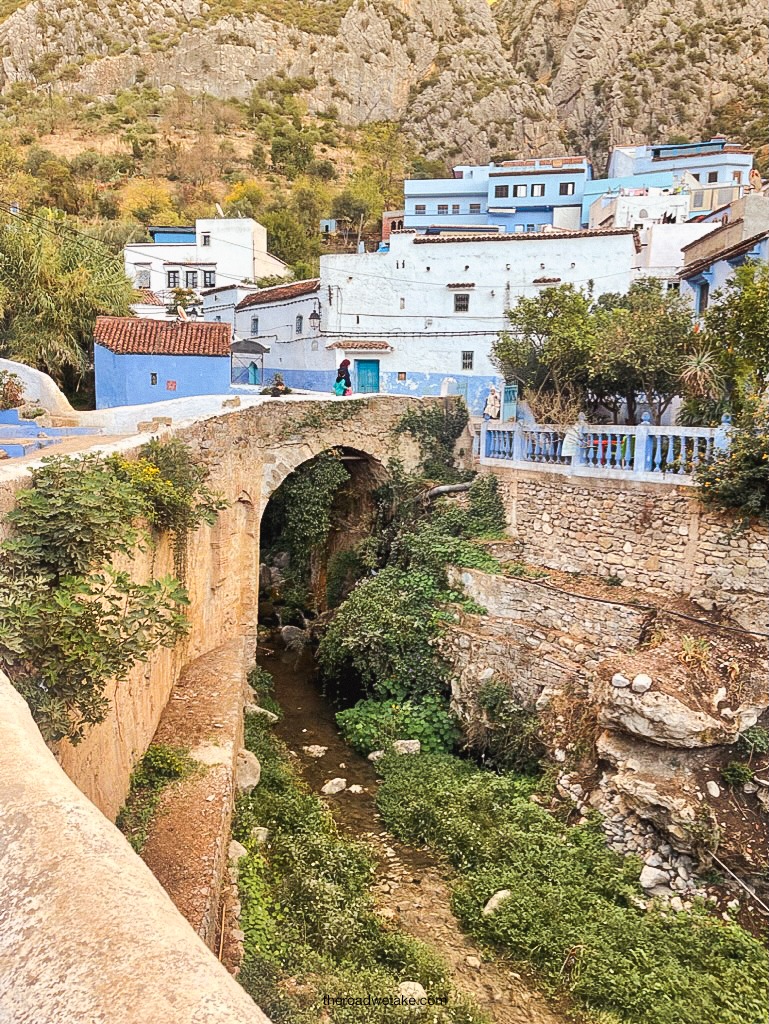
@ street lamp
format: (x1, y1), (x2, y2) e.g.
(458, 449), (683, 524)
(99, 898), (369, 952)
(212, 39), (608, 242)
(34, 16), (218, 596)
(309, 303), (321, 331)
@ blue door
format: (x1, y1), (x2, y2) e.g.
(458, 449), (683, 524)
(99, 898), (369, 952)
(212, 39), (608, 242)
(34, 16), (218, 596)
(501, 383), (518, 422)
(355, 359), (380, 393)
(248, 361), (260, 385)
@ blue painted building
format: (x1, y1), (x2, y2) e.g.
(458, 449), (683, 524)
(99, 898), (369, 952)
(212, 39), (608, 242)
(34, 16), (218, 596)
(94, 316), (233, 408)
(404, 157), (592, 234)
(679, 194), (769, 317)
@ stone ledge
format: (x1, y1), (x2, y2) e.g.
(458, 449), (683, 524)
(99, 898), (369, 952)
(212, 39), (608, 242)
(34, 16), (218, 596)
(141, 639), (248, 950)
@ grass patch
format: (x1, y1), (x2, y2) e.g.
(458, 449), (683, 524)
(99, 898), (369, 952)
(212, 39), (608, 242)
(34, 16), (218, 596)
(116, 743), (197, 852)
(375, 752), (769, 1024)
(233, 711), (488, 1023)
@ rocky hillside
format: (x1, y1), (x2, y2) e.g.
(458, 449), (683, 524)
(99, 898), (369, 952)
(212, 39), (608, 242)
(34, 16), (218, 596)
(0, 0), (766, 166)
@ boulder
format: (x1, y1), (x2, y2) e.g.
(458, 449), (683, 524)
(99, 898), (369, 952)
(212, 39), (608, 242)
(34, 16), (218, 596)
(398, 982), (427, 1001)
(250, 826), (270, 845)
(611, 673), (631, 688)
(236, 749), (261, 794)
(281, 625), (307, 651)
(393, 740), (421, 755)
(631, 674), (652, 694)
(348, 784), (364, 794)
(228, 840), (248, 863)
(246, 704), (279, 723)
(321, 778), (347, 795)
(598, 688), (750, 748)
(639, 865), (670, 890)
(706, 781), (720, 799)
(368, 750), (386, 762)
(482, 889), (512, 916)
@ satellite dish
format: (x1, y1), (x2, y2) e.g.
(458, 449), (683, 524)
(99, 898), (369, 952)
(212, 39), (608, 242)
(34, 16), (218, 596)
(177, 306), (189, 321)
(215, 203), (225, 218)
(749, 168), (762, 192)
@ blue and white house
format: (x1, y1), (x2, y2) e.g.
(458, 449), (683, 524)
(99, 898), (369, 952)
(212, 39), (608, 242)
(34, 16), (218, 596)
(93, 316), (233, 408)
(231, 279), (325, 387)
(235, 227), (638, 413)
(404, 157), (592, 234)
(679, 193), (769, 317)
(123, 218), (290, 314)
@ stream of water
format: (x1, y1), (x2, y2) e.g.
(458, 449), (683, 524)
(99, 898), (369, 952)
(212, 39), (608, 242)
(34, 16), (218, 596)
(258, 642), (567, 1024)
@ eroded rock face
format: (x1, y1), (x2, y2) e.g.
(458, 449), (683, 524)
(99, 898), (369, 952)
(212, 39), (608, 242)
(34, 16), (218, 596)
(597, 686), (755, 748)
(595, 731), (718, 853)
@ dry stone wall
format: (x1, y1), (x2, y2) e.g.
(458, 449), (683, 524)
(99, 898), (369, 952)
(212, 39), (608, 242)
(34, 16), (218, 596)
(486, 466), (768, 634)
(442, 567), (653, 712)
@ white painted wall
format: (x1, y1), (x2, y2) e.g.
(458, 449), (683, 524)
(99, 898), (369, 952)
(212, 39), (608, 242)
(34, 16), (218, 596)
(124, 219), (289, 297)
(589, 191), (691, 229)
(203, 285), (260, 329)
(633, 223), (718, 281)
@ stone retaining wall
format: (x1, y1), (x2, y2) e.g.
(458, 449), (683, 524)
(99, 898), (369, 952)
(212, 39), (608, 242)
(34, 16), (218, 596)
(442, 567), (653, 711)
(484, 466), (768, 633)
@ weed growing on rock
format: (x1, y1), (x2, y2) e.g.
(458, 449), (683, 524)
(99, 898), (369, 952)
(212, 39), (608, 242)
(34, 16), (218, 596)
(116, 743), (197, 852)
(395, 400), (469, 482)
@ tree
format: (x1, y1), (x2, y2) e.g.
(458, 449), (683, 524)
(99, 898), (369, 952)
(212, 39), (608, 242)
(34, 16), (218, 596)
(260, 209), (320, 271)
(224, 180), (267, 220)
(492, 284), (597, 422)
(704, 262), (769, 389)
(0, 210), (134, 396)
(593, 279), (696, 423)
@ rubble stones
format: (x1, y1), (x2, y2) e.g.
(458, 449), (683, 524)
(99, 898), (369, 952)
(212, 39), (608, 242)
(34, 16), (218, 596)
(482, 890), (512, 915)
(631, 674), (652, 693)
(236, 749), (261, 794)
(393, 740), (421, 755)
(321, 778), (347, 795)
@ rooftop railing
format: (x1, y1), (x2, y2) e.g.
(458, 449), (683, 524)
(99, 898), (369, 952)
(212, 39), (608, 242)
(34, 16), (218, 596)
(479, 414), (731, 484)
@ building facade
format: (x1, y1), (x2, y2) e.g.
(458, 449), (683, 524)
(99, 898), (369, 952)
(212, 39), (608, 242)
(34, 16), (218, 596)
(94, 316), (232, 408)
(245, 228), (636, 412)
(124, 218), (289, 311)
(404, 157), (592, 234)
(679, 194), (769, 316)
(232, 279), (326, 387)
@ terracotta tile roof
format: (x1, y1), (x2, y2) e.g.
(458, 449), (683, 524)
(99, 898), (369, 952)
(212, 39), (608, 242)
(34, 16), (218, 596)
(94, 316), (231, 356)
(447, 282), (475, 288)
(133, 289), (163, 306)
(236, 279), (320, 311)
(533, 276), (562, 283)
(326, 340), (393, 351)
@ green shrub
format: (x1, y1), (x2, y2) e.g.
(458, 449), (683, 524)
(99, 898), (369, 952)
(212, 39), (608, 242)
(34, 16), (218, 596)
(736, 725), (769, 760)
(721, 760), (754, 786)
(326, 547), (365, 608)
(116, 743), (196, 852)
(336, 695), (460, 754)
(375, 752), (768, 1024)
(317, 566), (449, 701)
(696, 394), (769, 521)
(396, 401), (470, 482)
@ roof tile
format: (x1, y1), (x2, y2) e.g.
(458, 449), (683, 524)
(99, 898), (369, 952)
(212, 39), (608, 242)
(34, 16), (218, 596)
(236, 279), (320, 311)
(94, 316), (231, 356)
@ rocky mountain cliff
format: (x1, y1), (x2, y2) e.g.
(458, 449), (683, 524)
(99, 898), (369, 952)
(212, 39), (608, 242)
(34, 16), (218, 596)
(0, 0), (766, 165)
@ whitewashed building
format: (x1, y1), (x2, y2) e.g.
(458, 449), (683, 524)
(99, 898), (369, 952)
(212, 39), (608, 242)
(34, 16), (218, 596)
(231, 279), (324, 386)
(249, 228), (637, 411)
(124, 219), (289, 314)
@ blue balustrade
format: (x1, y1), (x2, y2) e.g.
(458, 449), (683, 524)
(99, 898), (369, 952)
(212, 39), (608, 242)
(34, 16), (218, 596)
(479, 414), (728, 484)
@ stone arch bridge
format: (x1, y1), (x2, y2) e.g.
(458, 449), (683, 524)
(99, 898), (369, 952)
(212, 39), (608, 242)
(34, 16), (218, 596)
(0, 393), (443, 1024)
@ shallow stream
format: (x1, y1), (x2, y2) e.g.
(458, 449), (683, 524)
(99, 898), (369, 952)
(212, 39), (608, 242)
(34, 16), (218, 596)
(258, 642), (566, 1024)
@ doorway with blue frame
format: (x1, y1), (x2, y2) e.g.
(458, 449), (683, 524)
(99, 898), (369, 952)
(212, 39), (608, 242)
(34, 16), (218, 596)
(355, 359), (380, 393)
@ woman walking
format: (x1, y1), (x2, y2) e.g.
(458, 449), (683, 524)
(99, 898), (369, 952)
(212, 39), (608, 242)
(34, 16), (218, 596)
(334, 358), (353, 396)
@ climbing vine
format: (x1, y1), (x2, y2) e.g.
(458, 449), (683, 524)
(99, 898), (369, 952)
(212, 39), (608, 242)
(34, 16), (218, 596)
(0, 442), (225, 743)
(395, 399), (470, 482)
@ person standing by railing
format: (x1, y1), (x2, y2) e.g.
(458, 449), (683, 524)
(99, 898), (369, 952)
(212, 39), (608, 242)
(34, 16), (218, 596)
(561, 413), (587, 465)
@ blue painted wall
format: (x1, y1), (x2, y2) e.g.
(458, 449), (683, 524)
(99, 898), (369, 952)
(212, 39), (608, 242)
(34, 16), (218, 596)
(149, 227), (196, 243)
(256, 365), (502, 415)
(95, 345), (232, 408)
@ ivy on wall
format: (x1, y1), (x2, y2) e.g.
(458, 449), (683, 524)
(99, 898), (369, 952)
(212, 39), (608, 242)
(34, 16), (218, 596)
(395, 399), (470, 482)
(0, 441), (226, 744)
